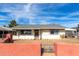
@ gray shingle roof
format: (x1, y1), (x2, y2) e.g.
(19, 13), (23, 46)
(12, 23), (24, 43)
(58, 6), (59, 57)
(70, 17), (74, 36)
(12, 24), (65, 30)
(0, 26), (12, 31)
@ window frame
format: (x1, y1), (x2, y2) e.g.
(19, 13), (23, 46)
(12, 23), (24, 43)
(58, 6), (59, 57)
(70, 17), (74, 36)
(50, 29), (59, 35)
(20, 30), (32, 35)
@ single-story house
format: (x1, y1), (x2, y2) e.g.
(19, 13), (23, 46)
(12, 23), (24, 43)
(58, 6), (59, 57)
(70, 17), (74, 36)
(0, 26), (13, 39)
(12, 24), (65, 40)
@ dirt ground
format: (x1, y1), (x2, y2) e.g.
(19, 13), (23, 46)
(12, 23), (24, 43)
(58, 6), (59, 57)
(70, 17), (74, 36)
(14, 38), (79, 44)
(13, 38), (79, 56)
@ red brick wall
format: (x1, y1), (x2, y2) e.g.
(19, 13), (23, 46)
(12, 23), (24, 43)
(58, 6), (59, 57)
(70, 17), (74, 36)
(54, 42), (79, 56)
(0, 42), (41, 56)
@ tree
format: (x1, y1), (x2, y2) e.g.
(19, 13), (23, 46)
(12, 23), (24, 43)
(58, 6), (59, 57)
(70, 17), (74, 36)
(3, 25), (6, 27)
(8, 20), (18, 27)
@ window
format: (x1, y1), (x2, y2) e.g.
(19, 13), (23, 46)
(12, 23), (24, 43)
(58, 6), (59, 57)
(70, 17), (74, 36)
(20, 30), (32, 35)
(50, 30), (59, 34)
(74, 31), (76, 34)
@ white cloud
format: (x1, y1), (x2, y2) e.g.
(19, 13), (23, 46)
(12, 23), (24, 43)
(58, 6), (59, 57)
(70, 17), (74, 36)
(8, 3), (37, 23)
(0, 15), (7, 19)
(24, 4), (32, 12)
(49, 3), (67, 9)
(0, 3), (79, 27)
(65, 11), (79, 17)
(58, 11), (79, 20)
(63, 22), (79, 28)
(0, 3), (68, 21)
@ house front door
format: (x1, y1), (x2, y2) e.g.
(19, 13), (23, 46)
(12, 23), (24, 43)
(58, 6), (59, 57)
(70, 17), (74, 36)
(34, 30), (39, 39)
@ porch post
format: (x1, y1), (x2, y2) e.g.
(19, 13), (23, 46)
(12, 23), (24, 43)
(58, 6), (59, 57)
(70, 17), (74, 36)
(39, 29), (42, 40)
(77, 30), (78, 38)
(77, 29), (79, 38)
(40, 29), (42, 40)
(39, 29), (40, 40)
(17, 31), (19, 39)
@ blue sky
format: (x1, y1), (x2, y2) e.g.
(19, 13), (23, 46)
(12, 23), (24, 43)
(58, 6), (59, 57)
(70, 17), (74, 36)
(0, 3), (79, 27)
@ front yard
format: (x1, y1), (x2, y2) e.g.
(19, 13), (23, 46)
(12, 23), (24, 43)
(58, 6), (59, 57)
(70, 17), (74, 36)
(13, 38), (79, 56)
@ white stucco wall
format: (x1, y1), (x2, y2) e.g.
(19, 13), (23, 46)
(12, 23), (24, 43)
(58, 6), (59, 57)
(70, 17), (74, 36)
(12, 29), (65, 40)
(41, 30), (65, 39)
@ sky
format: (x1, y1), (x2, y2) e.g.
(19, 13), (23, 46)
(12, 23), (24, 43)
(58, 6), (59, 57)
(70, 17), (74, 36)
(0, 3), (79, 27)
